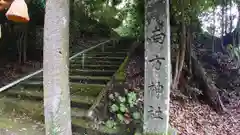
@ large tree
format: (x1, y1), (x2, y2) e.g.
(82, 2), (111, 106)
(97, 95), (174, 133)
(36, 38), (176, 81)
(43, 0), (72, 134)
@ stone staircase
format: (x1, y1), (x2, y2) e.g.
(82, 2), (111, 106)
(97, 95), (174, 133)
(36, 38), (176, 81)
(0, 40), (129, 135)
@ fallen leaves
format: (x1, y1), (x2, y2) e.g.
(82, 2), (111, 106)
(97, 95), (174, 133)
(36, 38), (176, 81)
(170, 94), (240, 135)
(0, 61), (42, 87)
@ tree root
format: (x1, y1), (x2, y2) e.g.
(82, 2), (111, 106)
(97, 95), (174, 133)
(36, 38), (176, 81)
(191, 55), (227, 113)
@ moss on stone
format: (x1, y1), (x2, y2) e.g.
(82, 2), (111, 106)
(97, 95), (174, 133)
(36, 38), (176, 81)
(0, 97), (43, 121)
(70, 83), (105, 90)
(0, 96), (120, 134)
(70, 60), (122, 65)
(12, 83), (104, 97)
(115, 56), (128, 82)
(142, 126), (178, 135)
(1, 89), (96, 105)
(31, 75), (111, 81)
(70, 64), (119, 68)
(0, 113), (44, 134)
(72, 117), (120, 134)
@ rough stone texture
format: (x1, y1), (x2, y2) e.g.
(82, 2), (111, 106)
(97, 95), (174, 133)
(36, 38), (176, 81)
(43, 0), (72, 134)
(144, 0), (171, 133)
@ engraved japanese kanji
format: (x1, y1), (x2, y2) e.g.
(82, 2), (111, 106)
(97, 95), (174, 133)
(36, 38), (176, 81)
(148, 55), (165, 70)
(148, 105), (163, 119)
(148, 81), (164, 99)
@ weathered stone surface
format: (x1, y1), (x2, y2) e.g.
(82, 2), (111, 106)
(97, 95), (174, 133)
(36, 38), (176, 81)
(144, 0), (171, 134)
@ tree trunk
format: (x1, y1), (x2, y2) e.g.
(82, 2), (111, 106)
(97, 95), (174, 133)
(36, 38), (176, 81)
(17, 30), (22, 64)
(186, 28), (192, 76)
(237, 3), (240, 28)
(229, 0), (233, 33)
(191, 55), (227, 113)
(43, 0), (72, 134)
(172, 0), (186, 89)
(172, 50), (180, 89)
(237, 2), (240, 47)
(224, 4), (228, 34)
(23, 24), (28, 64)
(212, 7), (216, 53)
(221, 0), (225, 52)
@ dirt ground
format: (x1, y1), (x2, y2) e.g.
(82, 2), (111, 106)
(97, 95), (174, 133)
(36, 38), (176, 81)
(170, 91), (240, 135)
(0, 60), (42, 87)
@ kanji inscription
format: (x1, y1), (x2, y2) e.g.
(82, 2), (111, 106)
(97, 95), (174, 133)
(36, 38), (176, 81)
(144, 0), (171, 134)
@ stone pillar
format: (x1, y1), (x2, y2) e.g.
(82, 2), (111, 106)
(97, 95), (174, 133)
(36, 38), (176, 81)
(144, 0), (171, 134)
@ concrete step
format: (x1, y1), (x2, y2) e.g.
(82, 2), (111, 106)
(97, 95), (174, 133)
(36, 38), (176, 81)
(0, 97), (119, 135)
(0, 41), (131, 135)
(89, 52), (127, 57)
(19, 81), (104, 88)
(0, 89), (95, 109)
(34, 69), (116, 77)
(30, 76), (111, 85)
(91, 48), (129, 53)
(72, 51), (126, 58)
(10, 84), (104, 97)
(72, 117), (119, 135)
(75, 56), (125, 61)
(91, 51), (126, 54)
(71, 60), (122, 65)
(18, 82), (105, 96)
(69, 69), (115, 76)
(70, 64), (120, 70)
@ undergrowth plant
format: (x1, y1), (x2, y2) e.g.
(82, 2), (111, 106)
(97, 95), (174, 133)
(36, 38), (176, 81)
(226, 44), (240, 61)
(105, 88), (143, 134)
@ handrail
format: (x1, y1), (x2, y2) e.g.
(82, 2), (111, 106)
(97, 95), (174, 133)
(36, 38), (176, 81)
(69, 40), (111, 60)
(87, 39), (138, 119)
(0, 39), (112, 93)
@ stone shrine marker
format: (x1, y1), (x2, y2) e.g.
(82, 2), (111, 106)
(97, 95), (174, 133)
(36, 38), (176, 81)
(144, 0), (171, 134)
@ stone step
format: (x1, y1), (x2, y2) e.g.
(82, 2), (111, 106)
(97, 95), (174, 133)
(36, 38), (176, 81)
(69, 76), (111, 84)
(71, 60), (122, 65)
(30, 75), (111, 84)
(0, 42), (131, 134)
(0, 89), (95, 109)
(69, 69), (115, 76)
(73, 51), (126, 58)
(70, 64), (120, 70)
(11, 83), (104, 97)
(75, 56), (125, 61)
(91, 48), (129, 53)
(35, 69), (116, 77)
(0, 97), (119, 135)
(18, 82), (105, 95)
(19, 81), (104, 87)
(72, 117), (119, 135)
(89, 53), (127, 57)
(30, 75), (111, 85)
(0, 113), (45, 135)
(91, 51), (126, 54)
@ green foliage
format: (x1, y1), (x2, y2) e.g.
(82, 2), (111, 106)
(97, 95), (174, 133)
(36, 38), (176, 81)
(79, 0), (123, 29)
(116, 56), (129, 81)
(170, 0), (218, 28)
(105, 88), (143, 134)
(114, 0), (144, 39)
(73, 0), (219, 40)
(226, 44), (240, 61)
(169, 0), (222, 51)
